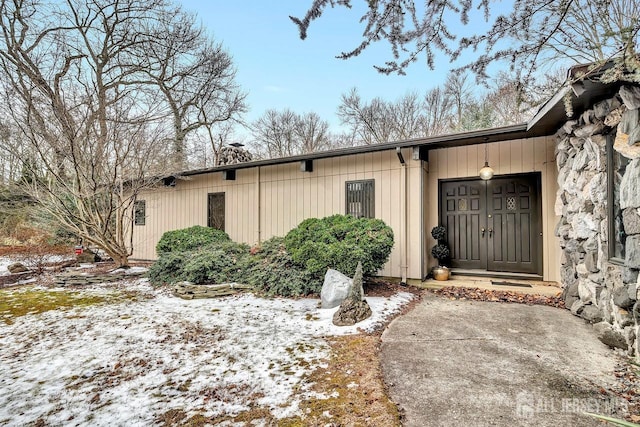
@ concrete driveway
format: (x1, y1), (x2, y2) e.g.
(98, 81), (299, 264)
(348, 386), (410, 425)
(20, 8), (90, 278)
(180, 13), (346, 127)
(381, 293), (628, 426)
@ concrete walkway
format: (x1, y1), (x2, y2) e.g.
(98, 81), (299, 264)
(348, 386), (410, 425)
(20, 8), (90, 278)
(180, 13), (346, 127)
(381, 293), (627, 426)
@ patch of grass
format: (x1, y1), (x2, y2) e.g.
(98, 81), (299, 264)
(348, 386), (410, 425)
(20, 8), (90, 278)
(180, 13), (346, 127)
(279, 335), (401, 426)
(0, 287), (137, 324)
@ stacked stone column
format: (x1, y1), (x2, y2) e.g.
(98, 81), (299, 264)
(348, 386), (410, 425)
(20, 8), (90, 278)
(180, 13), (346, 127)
(557, 85), (640, 357)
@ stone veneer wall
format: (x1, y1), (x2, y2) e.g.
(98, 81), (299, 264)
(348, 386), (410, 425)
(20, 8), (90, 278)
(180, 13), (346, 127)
(557, 85), (640, 357)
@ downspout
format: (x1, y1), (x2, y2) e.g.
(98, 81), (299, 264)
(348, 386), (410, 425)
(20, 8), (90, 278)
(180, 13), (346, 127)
(256, 166), (261, 243)
(396, 147), (408, 284)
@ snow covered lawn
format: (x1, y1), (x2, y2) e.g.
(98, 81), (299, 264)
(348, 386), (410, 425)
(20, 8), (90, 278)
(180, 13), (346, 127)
(0, 279), (414, 426)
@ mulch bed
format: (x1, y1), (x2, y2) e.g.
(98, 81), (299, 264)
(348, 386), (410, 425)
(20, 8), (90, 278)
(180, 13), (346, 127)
(427, 285), (566, 308)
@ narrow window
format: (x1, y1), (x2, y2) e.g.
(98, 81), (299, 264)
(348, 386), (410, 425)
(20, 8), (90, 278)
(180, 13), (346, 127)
(208, 192), (225, 231)
(345, 180), (375, 218)
(607, 134), (630, 261)
(134, 200), (146, 226)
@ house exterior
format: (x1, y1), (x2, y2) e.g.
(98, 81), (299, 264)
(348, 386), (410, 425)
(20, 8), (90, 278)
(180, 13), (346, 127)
(131, 67), (639, 355)
(131, 128), (560, 283)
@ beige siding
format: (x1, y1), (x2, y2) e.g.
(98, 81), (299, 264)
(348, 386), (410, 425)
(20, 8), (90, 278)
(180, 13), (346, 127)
(133, 137), (560, 282)
(425, 137), (561, 282)
(133, 148), (423, 279)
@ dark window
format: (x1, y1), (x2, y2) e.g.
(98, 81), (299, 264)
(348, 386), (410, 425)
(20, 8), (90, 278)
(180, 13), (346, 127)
(207, 192), (225, 231)
(608, 134), (630, 261)
(134, 200), (146, 226)
(346, 180), (375, 218)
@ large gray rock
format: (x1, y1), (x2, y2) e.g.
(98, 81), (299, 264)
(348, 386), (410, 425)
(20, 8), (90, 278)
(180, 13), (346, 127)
(625, 235), (640, 269)
(321, 269), (353, 309)
(593, 322), (628, 350)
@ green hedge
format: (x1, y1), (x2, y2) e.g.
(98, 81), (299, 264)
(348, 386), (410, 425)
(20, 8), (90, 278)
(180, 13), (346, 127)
(243, 237), (318, 296)
(149, 216), (394, 296)
(155, 225), (230, 254)
(284, 214), (394, 281)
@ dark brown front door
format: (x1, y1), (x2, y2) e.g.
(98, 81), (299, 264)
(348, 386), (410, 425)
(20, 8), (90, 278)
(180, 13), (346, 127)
(440, 173), (542, 275)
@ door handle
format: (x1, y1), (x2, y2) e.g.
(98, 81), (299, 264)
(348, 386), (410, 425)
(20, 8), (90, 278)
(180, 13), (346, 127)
(481, 227), (485, 237)
(488, 228), (493, 238)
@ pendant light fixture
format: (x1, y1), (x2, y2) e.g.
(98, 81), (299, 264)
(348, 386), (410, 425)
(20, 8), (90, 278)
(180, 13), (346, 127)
(479, 143), (494, 180)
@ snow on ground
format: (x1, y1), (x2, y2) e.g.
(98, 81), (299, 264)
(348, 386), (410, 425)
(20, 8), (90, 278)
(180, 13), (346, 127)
(0, 255), (74, 275)
(0, 280), (414, 426)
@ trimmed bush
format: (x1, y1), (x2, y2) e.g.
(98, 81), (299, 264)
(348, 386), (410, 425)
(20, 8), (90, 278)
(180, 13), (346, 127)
(148, 251), (188, 285)
(182, 241), (250, 284)
(244, 237), (318, 297)
(155, 225), (230, 254)
(284, 214), (394, 280)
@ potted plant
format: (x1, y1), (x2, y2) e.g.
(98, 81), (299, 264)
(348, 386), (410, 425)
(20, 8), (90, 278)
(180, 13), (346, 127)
(431, 225), (451, 280)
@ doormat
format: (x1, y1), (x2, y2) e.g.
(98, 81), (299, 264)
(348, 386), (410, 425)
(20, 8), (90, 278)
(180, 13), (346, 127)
(491, 280), (533, 288)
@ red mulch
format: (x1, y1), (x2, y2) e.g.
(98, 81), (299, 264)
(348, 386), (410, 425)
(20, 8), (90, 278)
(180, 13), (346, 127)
(427, 286), (566, 308)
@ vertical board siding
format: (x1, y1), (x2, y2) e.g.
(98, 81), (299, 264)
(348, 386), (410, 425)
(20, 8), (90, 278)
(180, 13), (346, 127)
(425, 137), (561, 282)
(133, 149), (423, 279)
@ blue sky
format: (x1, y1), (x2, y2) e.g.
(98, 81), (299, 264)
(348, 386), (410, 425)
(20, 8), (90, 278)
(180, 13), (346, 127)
(178, 1), (500, 132)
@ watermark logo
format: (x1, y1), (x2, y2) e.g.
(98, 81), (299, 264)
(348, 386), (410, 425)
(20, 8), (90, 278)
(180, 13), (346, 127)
(514, 391), (628, 419)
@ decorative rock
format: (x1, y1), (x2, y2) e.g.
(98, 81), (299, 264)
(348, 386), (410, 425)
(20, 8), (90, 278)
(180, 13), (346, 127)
(332, 262), (372, 326)
(321, 269), (353, 309)
(173, 282), (253, 299)
(622, 208), (640, 235)
(625, 235), (640, 269)
(619, 86), (640, 109)
(7, 262), (28, 274)
(613, 285), (635, 309)
(593, 322), (628, 350)
(580, 304), (603, 324)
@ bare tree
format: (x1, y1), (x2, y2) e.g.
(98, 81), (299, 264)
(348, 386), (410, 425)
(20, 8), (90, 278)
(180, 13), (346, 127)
(250, 109), (332, 158)
(0, 0), (240, 267)
(295, 112), (332, 153)
(422, 87), (455, 136)
(337, 88), (395, 145)
(291, 0), (640, 80)
(138, 9), (246, 168)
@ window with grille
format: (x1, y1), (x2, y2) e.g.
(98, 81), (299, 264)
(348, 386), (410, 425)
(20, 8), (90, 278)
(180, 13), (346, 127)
(345, 180), (375, 218)
(134, 200), (146, 226)
(207, 192), (225, 231)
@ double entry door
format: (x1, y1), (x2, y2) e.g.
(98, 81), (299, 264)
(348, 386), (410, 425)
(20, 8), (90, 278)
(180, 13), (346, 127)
(439, 173), (542, 275)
